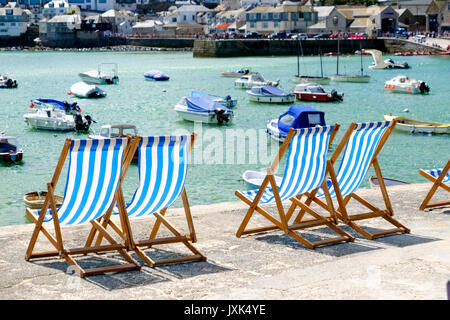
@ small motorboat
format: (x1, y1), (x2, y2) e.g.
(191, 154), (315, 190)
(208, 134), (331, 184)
(89, 124), (139, 161)
(234, 73), (279, 89)
(246, 86), (295, 104)
(69, 81), (106, 99)
(369, 176), (410, 188)
(24, 99), (95, 132)
(190, 91), (237, 108)
(221, 68), (252, 77)
(174, 96), (234, 125)
(266, 105), (326, 142)
(23, 191), (63, 210)
(242, 170), (282, 189)
(384, 75), (430, 94)
(0, 75), (18, 88)
(292, 83), (343, 102)
(325, 52), (340, 56)
(366, 49), (410, 69)
(144, 70), (170, 81)
(0, 133), (23, 163)
(79, 63), (119, 85)
(384, 114), (449, 134)
(291, 75), (330, 85)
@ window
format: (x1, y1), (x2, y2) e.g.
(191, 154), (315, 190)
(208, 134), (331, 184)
(273, 13), (280, 20)
(183, 15), (186, 21)
(274, 21), (279, 28)
(262, 22), (268, 29)
(261, 13), (268, 20)
(250, 22), (255, 28)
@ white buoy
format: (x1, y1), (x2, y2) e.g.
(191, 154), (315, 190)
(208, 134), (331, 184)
(403, 108), (409, 113)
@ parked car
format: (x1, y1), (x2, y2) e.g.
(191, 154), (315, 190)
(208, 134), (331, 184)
(313, 33), (329, 39)
(412, 34), (426, 43)
(395, 28), (408, 38)
(268, 32), (288, 39)
(244, 32), (261, 39)
(349, 33), (368, 39)
(291, 33), (308, 40)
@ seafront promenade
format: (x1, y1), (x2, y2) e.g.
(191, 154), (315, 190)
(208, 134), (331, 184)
(0, 183), (448, 300)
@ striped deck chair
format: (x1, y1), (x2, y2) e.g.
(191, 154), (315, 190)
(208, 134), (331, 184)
(87, 133), (206, 267)
(25, 137), (141, 278)
(296, 121), (410, 240)
(235, 125), (355, 249)
(418, 160), (450, 210)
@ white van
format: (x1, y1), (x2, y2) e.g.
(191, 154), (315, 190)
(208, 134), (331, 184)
(413, 35), (426, 43)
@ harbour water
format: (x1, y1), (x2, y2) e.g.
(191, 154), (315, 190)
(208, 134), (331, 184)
(0, 50), (448, 227)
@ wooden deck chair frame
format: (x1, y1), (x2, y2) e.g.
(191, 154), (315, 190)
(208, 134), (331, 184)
(296, 120), (410, 240)
(418, 160), (450, 210)
(235, 125), (355, 249)
(86, 133), (206, 267)
(24, 137), (141, 278)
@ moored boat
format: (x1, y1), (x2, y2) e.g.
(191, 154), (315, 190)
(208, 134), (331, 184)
(0, 75), (18, 88)
(190, 91), (237, 108)
(384, 114), (449, 134)
(221, 68), (252, 77)
(144, 70), (170, 81)
(0, 133), (23, 163)
(24, 99), (94, 132)
(384, 75), (430, 94)
(234, 73), (279, 89)
(89, 124), (139, 161)
(246, 86), (295, 104)
(242, 170), (282, 189)
(174, 96), (233, 125)
(79, 63), (119, 85)
(69, 81), (106, 98)
(23, 191), (63, 210)
(266, 105), (326, 142)
(369, 176), (410, 188)
(292, 83), (343, 102)
(366, 49), (410, 69)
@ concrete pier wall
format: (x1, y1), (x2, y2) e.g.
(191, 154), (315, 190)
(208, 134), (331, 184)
(193, 39), (387, 58)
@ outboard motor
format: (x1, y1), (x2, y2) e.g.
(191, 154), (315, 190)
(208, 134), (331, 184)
(330, 89), (340, 101)
(225, 95), (232, 108)
(419, 81), (430, 94)
(74, 114), (94, 132)
(214, 108), (230, 125)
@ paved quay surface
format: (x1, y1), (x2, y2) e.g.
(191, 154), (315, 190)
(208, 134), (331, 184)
(0, 183), (448, 300)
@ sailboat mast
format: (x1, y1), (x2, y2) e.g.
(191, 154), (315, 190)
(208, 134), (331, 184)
(336, 39), (340, 75)
(360, 41), (363, 76)
(297, 39), (300, 76)
(319, 47), (323, 78)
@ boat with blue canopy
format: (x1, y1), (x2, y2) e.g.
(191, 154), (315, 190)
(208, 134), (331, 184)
(190, 91), (237, 108)
(247, 85), (295, 103)
(30, 98), (81, 114)
(266, 105), (326, 142)
(174, 95), (234, 124)
(144, 70), (170, 81)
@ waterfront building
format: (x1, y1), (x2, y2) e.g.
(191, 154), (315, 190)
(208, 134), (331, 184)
(209, 6), (249, 34)
(382, 0), (432, 32)
(66, 0), (114, 12)
(0, 2), (30, 37)
(39, 14), (80, 46)
(43, 0), (79, 19)
(307, 6), (348, 34)
(162, 3), (210, 23)
(337, 5), (399, 35)
(245, 2), (318, 35)
(395, 7), (415, 29)
(101, 8), (137, 35)
(426, 0), (450, 32)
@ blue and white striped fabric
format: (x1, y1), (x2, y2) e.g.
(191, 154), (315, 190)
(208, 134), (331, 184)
(424, 168), (450, 184)
(35, 138), (128, 225)
(241, 125), (334, 204)
(118, 135), (190, 218)
(317, 121), (390, 199)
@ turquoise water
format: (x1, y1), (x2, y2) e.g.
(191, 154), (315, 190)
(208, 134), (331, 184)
(0, 51), (449, 227)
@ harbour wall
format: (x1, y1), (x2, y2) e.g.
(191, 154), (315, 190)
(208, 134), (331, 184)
(193, 39), (387, 58)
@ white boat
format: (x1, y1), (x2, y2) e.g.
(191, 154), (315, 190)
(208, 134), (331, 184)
(221, 68), (252, 77)
(0, 132), (23, 163)
(24, 99), (94, 132)
(246, 86), (295, 104)
(384, 75), (430, 94)
(366, 49), (410, 69)
(384, 114), (449, 134)
(0, 74), (18, 88)
(292, 42), (330, 85)
(190, 91), (237, 108)
(369, 176), (410, 188)
(89, 124), (139, 161)
(78, 63), (119, 85)
(266, 105), (326, 143)
(174, 96), (234, 125)
(242, 170), (282, 189)
(69, 81), (106, 98)
(234, 73), (279, 89)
